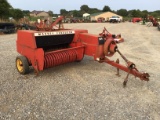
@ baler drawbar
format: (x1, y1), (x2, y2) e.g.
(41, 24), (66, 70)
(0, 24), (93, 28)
(16, 17), (149, 87)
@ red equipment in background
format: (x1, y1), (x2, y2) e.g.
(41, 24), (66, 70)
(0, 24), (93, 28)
(35, 16), (64, 31)
(148, 16), (159, 26)
(132, 18), (142, 23)
(16, 16), (149, 87)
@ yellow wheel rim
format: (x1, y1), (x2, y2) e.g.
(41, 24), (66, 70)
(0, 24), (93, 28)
(16, 59), (23, 73)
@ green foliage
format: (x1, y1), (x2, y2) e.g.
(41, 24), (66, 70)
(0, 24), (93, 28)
(132, 10), (139, 17)
(128, 9), (141, 17)
(141, 10), (148, 18)
(102, 6), (111, 12)
(117, 9), (128, 17)
(80, 5), (101, 15)
(22, 10), (30, 16)
(0, 0), (12, 19)
(80, 5), (90, 13)
(10, 8), (24, 20)
(122, 17), (132, 21)
(150, 12), (159, 18)
(89, 8), (101, 14)
(153, 10), (160, 15)
(60, 9), (68, 16)
(53, 14), (59, 17)
(59, 4), (160, 19)
(111, 10), (117, 14)
(149, 10), (160, 18)
(29, 16), (43, 21)
(72, 10), (82, 17)
(48, 10), (54, 17)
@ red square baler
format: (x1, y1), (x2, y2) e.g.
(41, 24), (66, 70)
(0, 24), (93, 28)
(16, 21), (149, 86)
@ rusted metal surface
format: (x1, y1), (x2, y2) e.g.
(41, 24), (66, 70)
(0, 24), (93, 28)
(104, 58), (150, 81)
(99, 27), (124, 43)
(15, 18), (36, 31)
(115, 59), (120, 77)
(35, 16), (64, 31)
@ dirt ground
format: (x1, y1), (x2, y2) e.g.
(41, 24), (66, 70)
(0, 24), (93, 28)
(0, 22), (160, 120)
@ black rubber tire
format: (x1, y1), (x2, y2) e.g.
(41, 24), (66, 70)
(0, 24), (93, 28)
(16, 56), (29, 75)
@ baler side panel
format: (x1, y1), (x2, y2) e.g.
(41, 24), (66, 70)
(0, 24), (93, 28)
(72, 29), (88, 43)
(16, 42), (44, 71)
(34, 48), (44, 71)
(17, 30), (37, 49)
(78, 33), (99, 58)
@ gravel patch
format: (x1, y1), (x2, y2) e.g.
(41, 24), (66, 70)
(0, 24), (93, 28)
(0, 22), (160, 120)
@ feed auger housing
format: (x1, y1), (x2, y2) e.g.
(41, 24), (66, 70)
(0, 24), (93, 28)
(16, 16), (149, 87)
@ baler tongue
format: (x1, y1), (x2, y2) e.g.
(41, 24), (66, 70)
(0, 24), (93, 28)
(122, 67), (150, 87)
(111, 48), (150, 87)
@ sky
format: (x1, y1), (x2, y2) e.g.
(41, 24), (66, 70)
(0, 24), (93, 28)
(7, 0), (160, 14)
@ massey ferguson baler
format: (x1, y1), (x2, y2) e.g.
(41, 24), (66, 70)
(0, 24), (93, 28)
(16, 18), (149, 87)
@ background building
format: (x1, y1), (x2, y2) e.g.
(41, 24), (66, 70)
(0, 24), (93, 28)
(83, 13), (90, 18)
(90, 11), (123, 22)
(30, 10), (49, 17)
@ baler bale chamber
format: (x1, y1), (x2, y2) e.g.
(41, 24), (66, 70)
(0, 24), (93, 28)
(16, 29), (88, 74)
(16, 25), (149, 86)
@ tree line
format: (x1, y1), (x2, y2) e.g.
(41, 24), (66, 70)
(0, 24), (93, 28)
(0, 0), (54, 20)
(0, 0), (160, 21)
(61, 5), (160, 19)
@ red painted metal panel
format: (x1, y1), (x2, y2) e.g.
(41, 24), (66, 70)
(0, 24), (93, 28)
(78, 33), (99, 57)
(17, 30), (37, 49)
(72, 29), (88, 42)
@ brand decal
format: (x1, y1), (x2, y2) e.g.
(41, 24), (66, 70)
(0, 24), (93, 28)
(34, 31), (75, 36)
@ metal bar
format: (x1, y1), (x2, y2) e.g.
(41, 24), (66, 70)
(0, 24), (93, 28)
(103, 58), (149, 81)
(116, 49), (129, 63)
